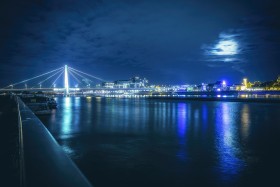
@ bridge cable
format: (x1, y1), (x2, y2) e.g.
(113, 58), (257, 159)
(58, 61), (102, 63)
(69, 69), (94, 85)
(68, 67), (106, 82)
(1, 67), (64, 89)
(30, 69), (64, 89)
(68, 69), (82, 84)
(50, 69), (65, 88)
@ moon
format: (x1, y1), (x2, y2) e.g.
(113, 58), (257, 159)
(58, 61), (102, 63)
(212, 40), (238, 55)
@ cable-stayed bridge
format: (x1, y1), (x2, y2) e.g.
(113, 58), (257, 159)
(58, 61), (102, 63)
(0, 65), (154, 96)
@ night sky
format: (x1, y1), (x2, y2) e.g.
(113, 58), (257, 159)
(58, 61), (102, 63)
(0, 0), (280, 86)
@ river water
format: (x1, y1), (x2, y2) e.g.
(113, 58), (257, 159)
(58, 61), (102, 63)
(39, 97), (280, 187)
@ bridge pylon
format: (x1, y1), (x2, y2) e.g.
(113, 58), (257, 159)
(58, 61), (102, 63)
(64, 65), (69, 95)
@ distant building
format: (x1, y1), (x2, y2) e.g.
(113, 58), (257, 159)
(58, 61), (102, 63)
(130, 76), (148, 88)
(230, 84), (243, 91)
(196, 83), (207, 91)
(114, 80), (131, 88)
(243, 78), (248, 88)
(102, 76), (148, 89)
(204, 81), (229, 91)
(187, 85), (195, 91)
(102, 82), (115, 88)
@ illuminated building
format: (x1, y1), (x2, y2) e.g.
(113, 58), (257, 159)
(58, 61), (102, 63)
(243, 78), (248, 89)
(113, 77), (148, 89)
(102, 82), (115, 88)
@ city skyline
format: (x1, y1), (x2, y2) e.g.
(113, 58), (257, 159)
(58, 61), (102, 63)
(0, 65), (280, 89)
(1, 64), (279, 91)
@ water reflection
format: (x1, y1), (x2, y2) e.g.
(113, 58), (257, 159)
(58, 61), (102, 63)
(56, 98), (249, 176)
(176, 103), (188, 161)
(62, 97), (72, 135)
(194, 108), (199, 135)
(95, 97), (102, 126)
(85, 97), (92, 126)
(59, 97), (76, 157)
(177, 103), (187, 138)
(202, 104), (208, 133)
(215, 103), (244, 180)
(73, 97), (81, 129)
(241, 104), (250, 140)
(60, 97), (82, 136)
(40, 97), (280, 187)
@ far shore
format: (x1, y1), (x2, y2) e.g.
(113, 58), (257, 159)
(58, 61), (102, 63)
(149, 96), (280, 103)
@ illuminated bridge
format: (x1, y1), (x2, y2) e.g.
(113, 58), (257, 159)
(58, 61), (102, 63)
(0, 65), (155, 96)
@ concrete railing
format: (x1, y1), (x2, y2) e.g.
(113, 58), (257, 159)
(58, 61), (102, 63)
(17, 97), (92, 187)
(16, 96), (26, 187)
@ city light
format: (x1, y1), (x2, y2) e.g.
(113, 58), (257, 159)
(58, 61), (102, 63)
(243, 78), (248, 88)
(1, 65), (279, 93)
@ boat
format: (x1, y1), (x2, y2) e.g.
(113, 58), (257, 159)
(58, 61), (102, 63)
(26, 103), (52, 115)
(21, 95), (58, 109)
(48, 98), (58, 109)
(20, 95), (57, 115)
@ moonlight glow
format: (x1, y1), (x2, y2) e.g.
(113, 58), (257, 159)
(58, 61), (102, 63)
(212, 40), (238, 55)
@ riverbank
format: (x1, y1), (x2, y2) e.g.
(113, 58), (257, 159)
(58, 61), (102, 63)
(149, 96), (280, 103)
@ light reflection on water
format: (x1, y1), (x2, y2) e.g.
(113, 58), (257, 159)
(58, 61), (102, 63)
(40, 97), (280, 187)
(62, 97), (72, 135)
(201, 104), (208, 134)
(215, 103), (244, 181)
(60, 97), (73, 156)
(176, 103), (187, 161)
(241, 104), (250, 140)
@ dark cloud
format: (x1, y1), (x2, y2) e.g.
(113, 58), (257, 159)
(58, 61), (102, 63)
(0, 0), (280, 86)
(202, 15), (280, 77)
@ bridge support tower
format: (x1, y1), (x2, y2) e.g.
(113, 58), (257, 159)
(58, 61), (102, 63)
(64, 65), (69, 95)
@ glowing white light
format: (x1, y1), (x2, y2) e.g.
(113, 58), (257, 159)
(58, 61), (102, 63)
(62, 97), (71, 134)
(213, 40), (238, 55)
(64, 65), (69, 95)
